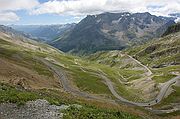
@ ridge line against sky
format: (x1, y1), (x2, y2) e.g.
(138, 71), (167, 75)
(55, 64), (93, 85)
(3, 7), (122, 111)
(0, 0), (180, 25)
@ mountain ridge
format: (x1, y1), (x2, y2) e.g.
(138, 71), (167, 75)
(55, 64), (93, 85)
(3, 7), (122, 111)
(51, 12), (175, 54)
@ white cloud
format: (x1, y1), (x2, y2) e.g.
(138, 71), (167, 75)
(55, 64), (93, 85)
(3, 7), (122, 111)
(0, 0), (39, 23)
(0, 12), (20, 22)
(31, 0), (180, 17)
(0, 0), (179, 23)
(0, 0), (39, 11)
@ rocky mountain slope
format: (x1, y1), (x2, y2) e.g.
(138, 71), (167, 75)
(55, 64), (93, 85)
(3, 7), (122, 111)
(51, 12), (175, 54)
(10, 24), (75, 42)
(162, 22), (180, 36)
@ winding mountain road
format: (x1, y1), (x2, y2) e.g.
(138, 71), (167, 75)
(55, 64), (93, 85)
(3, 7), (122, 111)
(127, 55), (152, 76)
(101, 74), (180, 106)
(40, 57), (180, 114)
(101, 54), (179, 106)
(40, 58), (116, 103)
(41, 59), (96, 99)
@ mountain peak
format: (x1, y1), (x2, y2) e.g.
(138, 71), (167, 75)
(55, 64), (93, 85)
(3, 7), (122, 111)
(50, 12), (175, 54)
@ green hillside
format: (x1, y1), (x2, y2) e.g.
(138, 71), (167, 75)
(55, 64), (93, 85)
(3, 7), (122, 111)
(0, 27), (144, 118)
(125, 31), (180, 110)
(86, 29), (180, 115)
(127, 33), (179, 67)
(0, 24), (179, 118)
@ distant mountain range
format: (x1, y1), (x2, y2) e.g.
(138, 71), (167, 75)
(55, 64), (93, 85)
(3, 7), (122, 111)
(10, 24), (76, 42)
(10, 12), (176, 54)
(50, 12), (175, 54)
(0, 25), (31, 38)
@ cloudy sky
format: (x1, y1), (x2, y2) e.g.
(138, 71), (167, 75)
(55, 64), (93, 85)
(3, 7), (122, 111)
(0, 0), (180, 25)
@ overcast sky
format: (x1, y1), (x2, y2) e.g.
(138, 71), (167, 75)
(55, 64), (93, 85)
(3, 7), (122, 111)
(0, 0), (180, 25)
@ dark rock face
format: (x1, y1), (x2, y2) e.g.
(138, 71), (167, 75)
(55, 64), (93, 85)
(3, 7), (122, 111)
(162, 23), (180, 36)
(52, 12), (175, 54)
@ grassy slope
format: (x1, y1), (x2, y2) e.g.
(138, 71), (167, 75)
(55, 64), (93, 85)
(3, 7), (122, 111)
(0, 32), (150, 102)
(85, 31), (180, 111)
(87, 51), (146, 81)
(0, 83), (143, 119)
(84, 51), (148, 101)
(63, 105), (140, 119)
(126, 32), (180, 83)
(0, 33), (144, 118)
(0, 39), (53, 77)
(46, 49), (146, 101)
(126, 32), (180, 66)
(125, 32), (180, 113)
(1, 29), (179, 117)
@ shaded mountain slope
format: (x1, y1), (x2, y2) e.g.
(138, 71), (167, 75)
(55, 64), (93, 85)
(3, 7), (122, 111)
(51, 12), (175, 54)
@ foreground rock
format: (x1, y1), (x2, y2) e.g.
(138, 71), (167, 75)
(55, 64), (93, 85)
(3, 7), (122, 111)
(0, 99), (69, 119)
